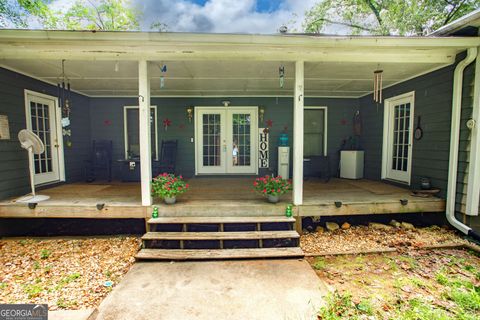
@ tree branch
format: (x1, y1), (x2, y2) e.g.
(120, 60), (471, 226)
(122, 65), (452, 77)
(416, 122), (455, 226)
(364, 0), (383, 26)
(87, 0), (105, 29)
(443, 0), (466, 25)
(309, 17), (375, 32)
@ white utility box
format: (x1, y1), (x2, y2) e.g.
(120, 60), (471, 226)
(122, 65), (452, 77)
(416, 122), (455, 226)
(278, 146), (290, 179)
(340, 150), (364, 179)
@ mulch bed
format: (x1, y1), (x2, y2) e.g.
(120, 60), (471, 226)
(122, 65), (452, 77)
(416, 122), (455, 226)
(0, 237), (141, 310)
(300, 225), (469, 256)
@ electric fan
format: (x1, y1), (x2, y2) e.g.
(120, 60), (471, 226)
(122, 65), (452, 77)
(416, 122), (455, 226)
(16, 129), (50, 203)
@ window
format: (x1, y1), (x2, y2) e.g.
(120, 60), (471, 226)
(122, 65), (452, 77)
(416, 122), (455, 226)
(304, 107), (328, 157)
(123, 106), (158, 160)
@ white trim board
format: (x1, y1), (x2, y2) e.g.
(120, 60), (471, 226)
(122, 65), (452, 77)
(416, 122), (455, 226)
(381, 91), (415, 185)
(123, 105), (158, 161)
(23, 89), (65, 185)
(304, 106), (328, 157)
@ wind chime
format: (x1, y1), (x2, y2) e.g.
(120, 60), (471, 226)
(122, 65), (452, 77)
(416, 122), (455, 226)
(373, 68), (383, 103)
(57, 59), (72, 147)
(279, 66), (285, 88)
(159, 64), (167, 88)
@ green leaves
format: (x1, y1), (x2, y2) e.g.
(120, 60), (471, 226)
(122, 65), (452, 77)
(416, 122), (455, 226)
(303, 0), (480, 36)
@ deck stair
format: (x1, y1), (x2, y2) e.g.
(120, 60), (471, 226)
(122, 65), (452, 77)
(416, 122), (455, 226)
(135, 216), (303, 260)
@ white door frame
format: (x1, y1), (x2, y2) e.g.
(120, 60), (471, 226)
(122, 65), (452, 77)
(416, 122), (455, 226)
(194, 106), (258, 175)
(24, 89), (65, 185)
(381, 91), (415, 185)
(304, 106), (328, 156)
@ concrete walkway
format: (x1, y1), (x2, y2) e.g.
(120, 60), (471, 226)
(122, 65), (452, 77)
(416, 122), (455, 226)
(94, 259), (327, 320)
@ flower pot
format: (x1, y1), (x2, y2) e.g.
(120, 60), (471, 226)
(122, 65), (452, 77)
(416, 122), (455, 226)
(164, 196), (176, 204)
(267, 195), (279, 203)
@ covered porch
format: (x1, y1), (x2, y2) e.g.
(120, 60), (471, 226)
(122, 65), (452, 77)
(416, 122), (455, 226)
(0, 178), (445, 218)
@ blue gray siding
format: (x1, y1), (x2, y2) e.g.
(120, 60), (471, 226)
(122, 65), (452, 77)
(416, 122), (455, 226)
(90, 97), (357, 179)
(0, 67), (91, 200)
(359, 64), (456, 198)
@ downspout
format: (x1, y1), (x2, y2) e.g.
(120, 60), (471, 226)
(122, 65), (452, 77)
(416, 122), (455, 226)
(446, 47), (480, 239)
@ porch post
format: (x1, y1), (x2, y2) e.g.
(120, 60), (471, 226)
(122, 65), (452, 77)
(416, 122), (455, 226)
(292, 60), (304, 205)
(138, 60), (152, 206)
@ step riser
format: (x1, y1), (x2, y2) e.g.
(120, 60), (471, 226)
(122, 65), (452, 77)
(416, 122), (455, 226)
(144, 239), (298, 250)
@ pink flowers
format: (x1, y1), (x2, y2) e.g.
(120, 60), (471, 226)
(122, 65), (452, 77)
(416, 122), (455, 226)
(151, 173), (190, 200)
(252, 175), (292, 197)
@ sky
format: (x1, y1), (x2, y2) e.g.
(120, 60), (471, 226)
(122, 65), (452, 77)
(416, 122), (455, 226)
(49, 0), (322, 33)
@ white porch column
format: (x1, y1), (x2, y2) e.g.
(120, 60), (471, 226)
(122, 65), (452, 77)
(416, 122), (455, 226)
(292, 60), (304, 205)
(138, 60), (152, 206)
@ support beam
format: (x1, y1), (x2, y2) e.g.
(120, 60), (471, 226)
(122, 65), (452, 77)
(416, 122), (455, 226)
(292, 60), (304, 205)
(138, 60), (152, 206)
(466, 48), (480, 216)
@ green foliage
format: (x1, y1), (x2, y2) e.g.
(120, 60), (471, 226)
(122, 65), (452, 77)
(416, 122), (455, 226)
(253, 175), (292, 196)
(318, 291), (374, 319)
(303, 0), (480, 36)
(313, 257), (327, 270)
(60, 0), (139, 31)
(40, 249), (50, 259)
(55, 272), (81, 290)
(396, 298), (451, 320)
(23, 283), (43, 298)
(151, 173), (190, 199)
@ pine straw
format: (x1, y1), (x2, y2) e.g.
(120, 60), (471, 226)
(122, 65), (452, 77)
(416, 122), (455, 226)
(301, 225), (469, 256)
(0, 237), (141, 310)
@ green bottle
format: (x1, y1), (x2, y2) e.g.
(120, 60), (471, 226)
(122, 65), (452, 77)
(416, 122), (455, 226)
(152, 206), (159, 218)
(285, 204), (293, 218)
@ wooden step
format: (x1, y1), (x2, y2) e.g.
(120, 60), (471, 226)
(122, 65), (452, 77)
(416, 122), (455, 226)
(148, 216), (295, 224)
(135, 247), (304, 260)
(142, 230), (299, 241)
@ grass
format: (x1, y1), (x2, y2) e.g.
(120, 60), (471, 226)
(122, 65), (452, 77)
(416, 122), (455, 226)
(312, 257), (326, 270)
(317, 291), (374, 320)
(40, 249), (51, 259)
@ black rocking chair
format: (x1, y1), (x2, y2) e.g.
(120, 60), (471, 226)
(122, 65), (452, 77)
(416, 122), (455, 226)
(154, 140), (178, 176)
(84, 140), (113, 182)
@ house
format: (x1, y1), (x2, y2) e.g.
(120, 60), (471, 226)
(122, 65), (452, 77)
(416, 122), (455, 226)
(0, 11), (479, 258)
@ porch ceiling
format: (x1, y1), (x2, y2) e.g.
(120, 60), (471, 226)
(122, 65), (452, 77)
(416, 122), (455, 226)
(1, 30), (476, 98)
(0, 59), (450, 98)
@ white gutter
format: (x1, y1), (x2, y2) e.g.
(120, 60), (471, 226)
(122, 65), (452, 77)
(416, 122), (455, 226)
(465, 49), (480, 217)
(446, 47), (478, 237)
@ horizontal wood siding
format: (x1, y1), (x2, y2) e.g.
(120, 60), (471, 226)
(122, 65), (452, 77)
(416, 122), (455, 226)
(0, 67), (91, 200)
(89, 97), (357, 179)
(359, 64), (456, 199)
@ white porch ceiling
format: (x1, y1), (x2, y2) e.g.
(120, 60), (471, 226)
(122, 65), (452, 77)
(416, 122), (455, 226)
(0, 59), (449, 98)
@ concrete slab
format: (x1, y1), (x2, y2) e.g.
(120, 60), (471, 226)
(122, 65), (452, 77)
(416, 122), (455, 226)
(49, 308), (95, 320)
(94, 259), (327, 320)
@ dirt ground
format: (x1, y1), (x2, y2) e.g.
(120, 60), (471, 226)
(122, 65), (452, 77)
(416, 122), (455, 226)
(0, 237), (140, 310)
(308, 248), (480, 319)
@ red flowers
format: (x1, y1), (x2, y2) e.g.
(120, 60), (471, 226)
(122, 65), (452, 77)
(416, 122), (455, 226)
(151, 173), (189, 199)
(252, 175), (292, 197)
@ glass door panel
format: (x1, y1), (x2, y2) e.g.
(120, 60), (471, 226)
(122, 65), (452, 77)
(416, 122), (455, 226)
(196, 109), (226, 174)
(226, 108), (257, 174)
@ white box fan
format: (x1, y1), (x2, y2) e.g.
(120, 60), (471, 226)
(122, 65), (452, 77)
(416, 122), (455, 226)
(16, 129), (50, 203)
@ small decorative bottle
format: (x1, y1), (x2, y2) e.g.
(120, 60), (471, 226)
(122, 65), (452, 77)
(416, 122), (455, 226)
(285, 204), (293, 218)
(152, 206), (159, 218)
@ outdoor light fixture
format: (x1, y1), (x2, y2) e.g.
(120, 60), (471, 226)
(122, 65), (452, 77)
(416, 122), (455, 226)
(222, 100), (230, 107)
(186, 107), (193, 123)
(114, 61), (119, 72)
(373, 68), (383, 103)
(259, 107), (265, 122)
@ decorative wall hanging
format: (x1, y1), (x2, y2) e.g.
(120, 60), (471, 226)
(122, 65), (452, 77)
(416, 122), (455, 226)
(186, 107), (193, 123)
(159, 64), (167, 89)
(279, 66), (285, 88)
(414, 116), (423, 140)
(373, 69), (383, 103)
(265, 119), (273, 128)
(163, 118), (172, 131)
(57, 59), (72, 147)
(258, 128), (269, 168)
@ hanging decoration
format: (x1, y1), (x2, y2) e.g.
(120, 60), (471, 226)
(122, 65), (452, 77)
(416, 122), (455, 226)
(163, 118), (172, 131)
(160, 64), (167, 89)
(57, 59), (72, 147)
(373, 68), (383, 103)
(279, 66), (285, 88)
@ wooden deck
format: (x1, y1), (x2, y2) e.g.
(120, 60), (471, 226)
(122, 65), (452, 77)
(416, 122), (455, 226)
(0, 178), (445, 218)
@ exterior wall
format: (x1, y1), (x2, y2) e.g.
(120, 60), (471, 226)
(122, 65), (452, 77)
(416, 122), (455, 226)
(359, 64), (456, 198)
(90, 97), (357, 179)
(0, 67), (91, 200)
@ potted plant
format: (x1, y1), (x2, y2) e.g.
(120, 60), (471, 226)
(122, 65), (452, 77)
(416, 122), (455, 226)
(253, 175), (292, 203)
(151, 173), (189, 204)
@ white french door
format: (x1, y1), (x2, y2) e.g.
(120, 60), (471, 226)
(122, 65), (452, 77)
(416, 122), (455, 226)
(24, 91), (63, 185)
(195, 107), (258, 174)
(382, 92), (415, 184)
